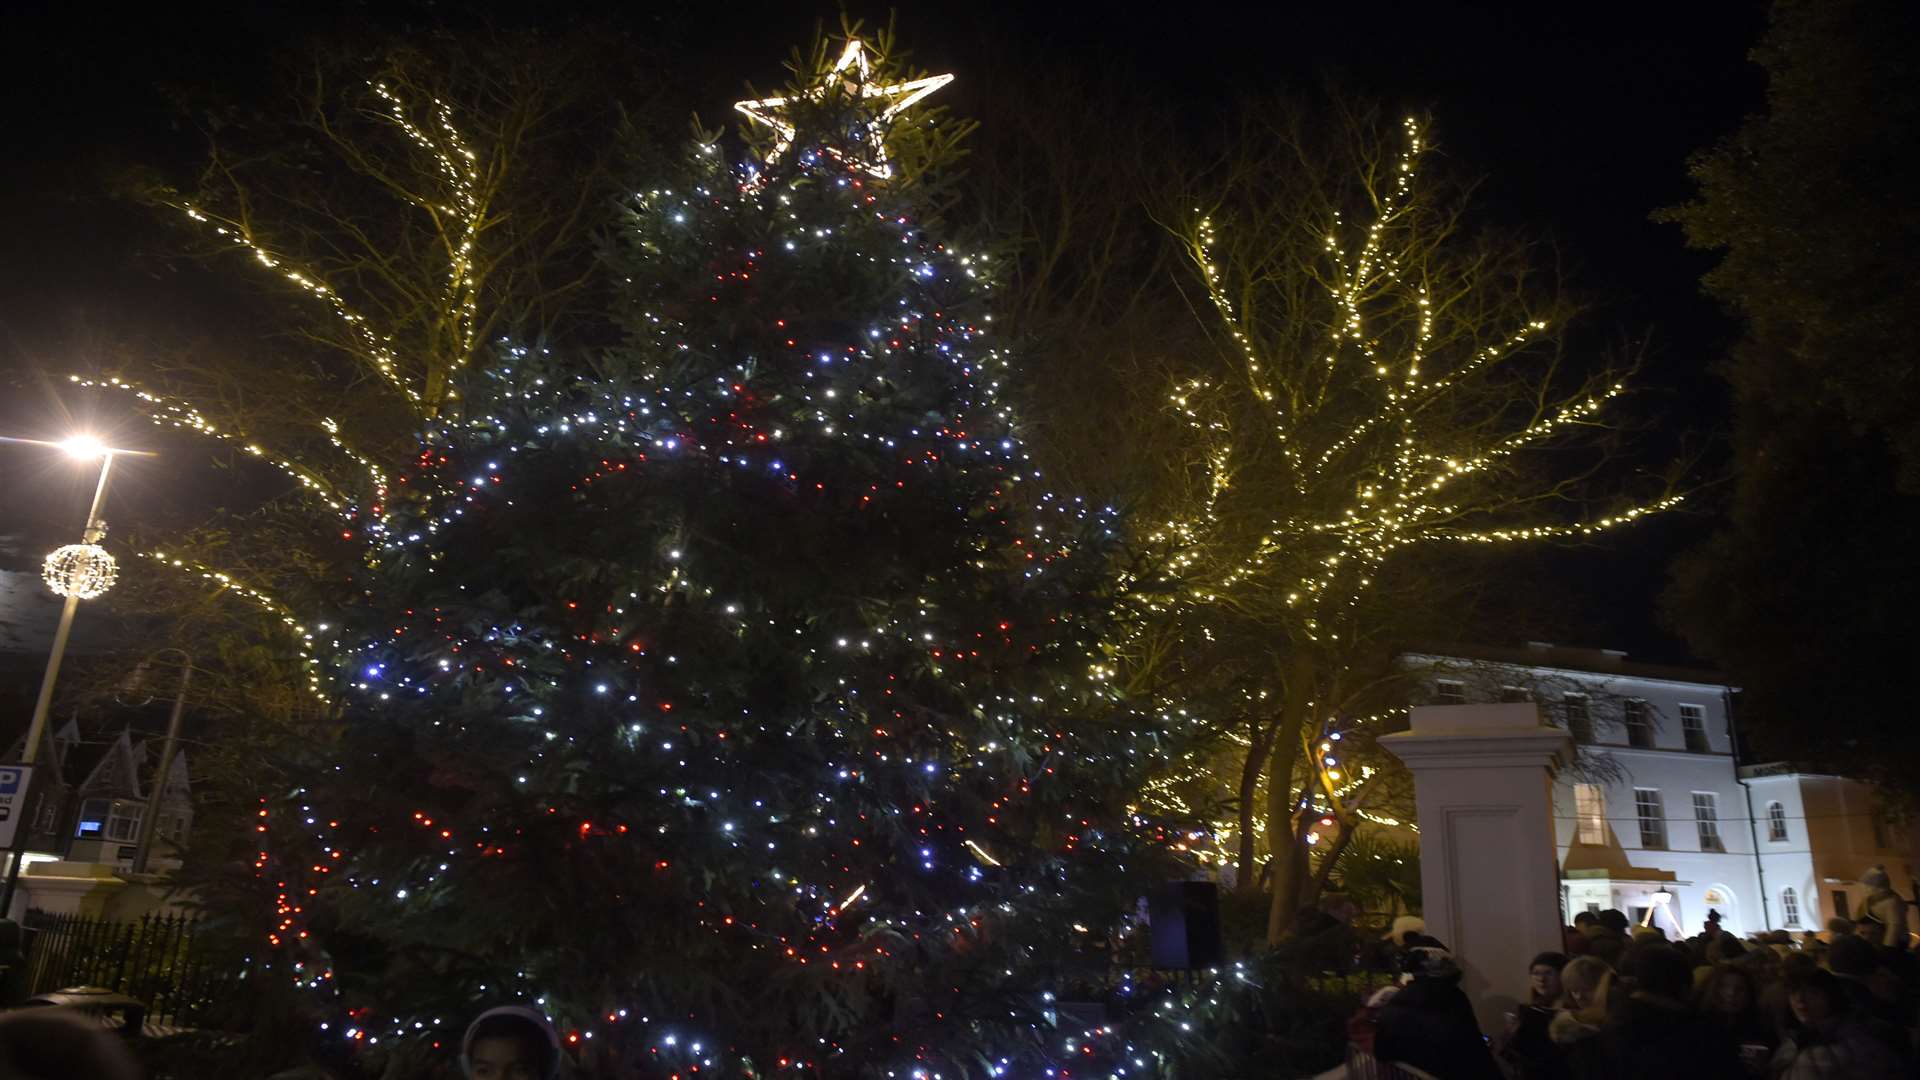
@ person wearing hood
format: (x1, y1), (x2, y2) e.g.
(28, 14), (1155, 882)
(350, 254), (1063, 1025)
(462, 1005), (563, 1080)
(1860, 865), (1910, 951)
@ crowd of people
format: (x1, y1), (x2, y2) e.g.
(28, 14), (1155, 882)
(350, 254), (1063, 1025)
(1348, 868), (1919, 1079)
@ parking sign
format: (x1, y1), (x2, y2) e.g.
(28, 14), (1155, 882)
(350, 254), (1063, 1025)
(0, 766), (33, 849)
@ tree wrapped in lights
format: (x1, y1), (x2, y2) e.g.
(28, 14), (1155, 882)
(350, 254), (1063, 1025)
(184, 34), (1224, 1079)
(1098, 104), (1683, 939)
(119, 31), (649, 475)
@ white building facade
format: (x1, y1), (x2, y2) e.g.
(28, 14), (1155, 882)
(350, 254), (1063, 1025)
(1403, 644), (1863, 940)
(1740, 765), (1916, 935)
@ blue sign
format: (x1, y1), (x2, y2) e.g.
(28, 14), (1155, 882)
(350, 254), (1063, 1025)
(0, 764), (34, 847)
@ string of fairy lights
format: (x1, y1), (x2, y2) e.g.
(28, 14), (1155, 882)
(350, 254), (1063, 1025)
(158, 78), (487, 418)
(67, 375), (357, 512)
(84, 47), (1259, 1078)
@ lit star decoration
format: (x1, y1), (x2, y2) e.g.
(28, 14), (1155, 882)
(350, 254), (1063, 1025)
(734, 39), (954, 180)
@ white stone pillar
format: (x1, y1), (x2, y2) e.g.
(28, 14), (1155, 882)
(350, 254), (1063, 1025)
(1381, 703), (1572, 1038)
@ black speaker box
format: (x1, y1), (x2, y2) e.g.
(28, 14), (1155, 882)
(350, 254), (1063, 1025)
(1149, 880), (1223, 970)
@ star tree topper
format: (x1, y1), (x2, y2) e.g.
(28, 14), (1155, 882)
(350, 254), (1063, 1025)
(734, 39), (954, 180)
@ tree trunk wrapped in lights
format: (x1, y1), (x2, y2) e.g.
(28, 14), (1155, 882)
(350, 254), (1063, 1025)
(991, 99), (1684, 941)
(1151, 108), (1682, 940)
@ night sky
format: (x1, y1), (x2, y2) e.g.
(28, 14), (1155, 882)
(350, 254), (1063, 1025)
(0, 1), (1767, 663)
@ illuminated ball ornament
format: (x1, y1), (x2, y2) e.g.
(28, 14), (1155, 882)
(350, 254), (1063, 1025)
(43, 542), (118, 599)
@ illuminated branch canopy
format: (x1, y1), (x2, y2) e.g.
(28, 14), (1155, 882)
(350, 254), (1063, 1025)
(1148, 116), (1681, 640)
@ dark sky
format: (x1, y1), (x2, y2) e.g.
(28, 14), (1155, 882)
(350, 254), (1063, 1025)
(0, 1), (1768, 663)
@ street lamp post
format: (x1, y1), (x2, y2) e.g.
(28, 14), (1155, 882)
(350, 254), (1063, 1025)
(130, 650), (193, 876)
(21, 442), (117, 771)
(0, 435), (152, 916)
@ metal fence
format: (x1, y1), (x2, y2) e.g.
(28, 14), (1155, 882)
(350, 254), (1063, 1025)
(20, 911), (247, 1029)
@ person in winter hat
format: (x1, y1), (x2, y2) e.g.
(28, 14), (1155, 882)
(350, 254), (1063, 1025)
(1365, 915), (1428, 972)
(462, 1005), (562, 1080)
(1860, 865), (1910, 950)
(1498, 951), (1570, 1079)
(1373, 940), (1502, 1079)
(1382, 915), (1426, 947)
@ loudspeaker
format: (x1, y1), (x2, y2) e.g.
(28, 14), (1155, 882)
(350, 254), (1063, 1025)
(1149, 880), (1223, 970)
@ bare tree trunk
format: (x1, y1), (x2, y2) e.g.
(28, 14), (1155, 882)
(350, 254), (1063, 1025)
(1265, 649), (1317, 943)
(1233, 717), (1275, 895)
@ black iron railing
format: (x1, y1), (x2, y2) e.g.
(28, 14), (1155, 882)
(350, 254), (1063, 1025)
(19, 911), (248, 1029)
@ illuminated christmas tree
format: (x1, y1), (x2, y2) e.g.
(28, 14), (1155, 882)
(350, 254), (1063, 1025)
(192, 37), (1225, 1078)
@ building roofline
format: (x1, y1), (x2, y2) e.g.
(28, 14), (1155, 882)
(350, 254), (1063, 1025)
(1738, 762), (1842, 781)
(1404, 642), (1737, 690)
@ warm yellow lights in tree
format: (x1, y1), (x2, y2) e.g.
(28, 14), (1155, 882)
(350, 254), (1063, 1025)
(161, 80), (486, 420)
(144, 550), (326, 702)
(1149, 116), (1682, 642)
(734, 39), (954, 180)
(43, 543), (118, 599)
(1131, 114), (1680, 932)
(68, 375), (355, 512)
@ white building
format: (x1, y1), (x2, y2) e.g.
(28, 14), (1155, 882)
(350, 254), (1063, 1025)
(1405, 643), (1914, 940)
(1741, 765), (1916, 934)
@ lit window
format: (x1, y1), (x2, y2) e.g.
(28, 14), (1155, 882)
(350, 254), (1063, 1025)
(1680, 704), (1709, 753)
(1435, 679), (1466, 705)
(1575, 784), (1606, 845)
(1767, 802), (1788, 843)
(1692, 792), (1724, 852)
(1625, 700), (1654, 749)
(1781, 887), (1802, 928)
(1634, 788), (1666, 849)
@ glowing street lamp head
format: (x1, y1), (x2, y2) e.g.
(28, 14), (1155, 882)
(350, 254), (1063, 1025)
(59, 435), (107, 460)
